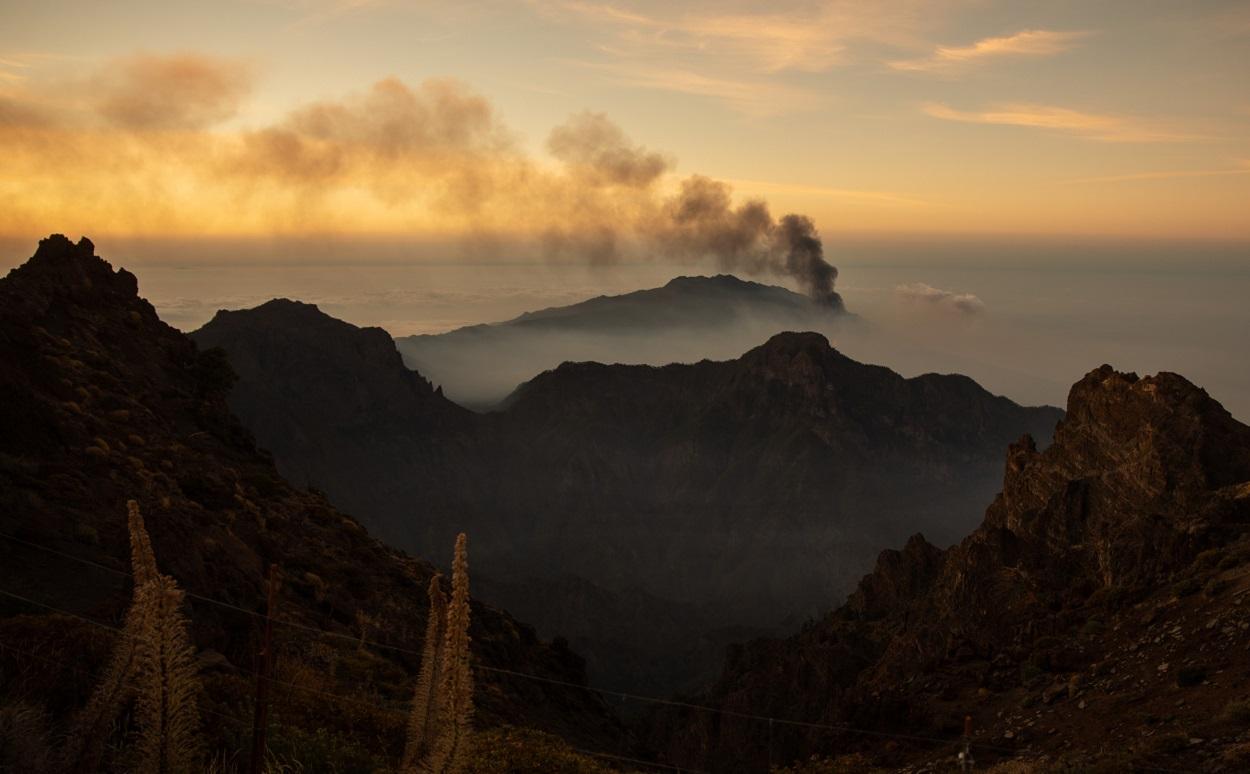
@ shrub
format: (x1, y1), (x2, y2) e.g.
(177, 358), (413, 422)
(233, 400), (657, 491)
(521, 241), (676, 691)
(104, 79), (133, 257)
(772, 753), (889, 774)
(1145, 733), (1188, 755)
(1171, 577), (1201, 597)
(1175, 665), (1206, 687)
(466, 727), (618, 774)
(1203, 576), (1231, 598)
(1222, 700), (1250, 726)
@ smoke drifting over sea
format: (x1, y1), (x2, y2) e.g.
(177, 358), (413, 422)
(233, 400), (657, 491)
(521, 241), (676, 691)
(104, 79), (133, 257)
(0, 56), (840, 304)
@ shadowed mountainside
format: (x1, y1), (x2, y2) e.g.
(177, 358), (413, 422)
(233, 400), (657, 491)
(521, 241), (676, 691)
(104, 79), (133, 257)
(193, 296), (1062, 695)
(0, 235), (622, 768)
(395, 274), (855, 408)
(651, 365), (1250, 772)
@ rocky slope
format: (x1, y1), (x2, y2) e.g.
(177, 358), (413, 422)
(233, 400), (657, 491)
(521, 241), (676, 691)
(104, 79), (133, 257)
(194, 300), (1060, 695)
(653, 365), (1250, 773)
(395, 273), (854, 407)
(0, 235), (621, 769)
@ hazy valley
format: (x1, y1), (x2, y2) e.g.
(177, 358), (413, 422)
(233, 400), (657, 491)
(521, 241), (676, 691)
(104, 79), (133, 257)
(6, 233), (1248, 772)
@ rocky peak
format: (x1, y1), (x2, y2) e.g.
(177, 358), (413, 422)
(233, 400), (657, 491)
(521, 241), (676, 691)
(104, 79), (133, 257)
(195, 299), (470, 425)
(8, 234), (141, 309)
(845, 533), (945, 621)
(655, 362), (1250, 772)
(1, 235), (621, 756)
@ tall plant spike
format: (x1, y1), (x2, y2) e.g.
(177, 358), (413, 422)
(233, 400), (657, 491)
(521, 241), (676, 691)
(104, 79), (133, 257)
(128, 499), (158, 587)
(131, 575), (205, 774)
(63, 500), (205, 774)
(424, 533), (475, 774)
(63, 501), (159, 772)
(401, 574), (448, 772)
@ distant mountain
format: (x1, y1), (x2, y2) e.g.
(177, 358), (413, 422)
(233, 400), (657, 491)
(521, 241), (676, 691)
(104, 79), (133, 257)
(194, 299), (1061, 694)
(652, 365), (1250, 772)
(191, 298), (481, 551)
(395, 273), (855, 407)
(0, 236), (621, 768)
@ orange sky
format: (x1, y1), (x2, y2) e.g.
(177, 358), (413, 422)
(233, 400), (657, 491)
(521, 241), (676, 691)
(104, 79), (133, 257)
(2, 1), (1249, 248)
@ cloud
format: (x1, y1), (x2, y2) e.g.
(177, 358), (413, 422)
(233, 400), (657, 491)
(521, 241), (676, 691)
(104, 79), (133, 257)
(91, 53), (254, 131)
(553, 1), (862, 73)
(1062, 161), (1250, 185)
(895, 282), (984, 315)
(0, 53), (863, 302)
(921, 102), (1201, 143)
(890, 29), (1088, 72)
(226, 76), (514, 208)
(543, 1), (933, 113)
(565, 59), (823, 116)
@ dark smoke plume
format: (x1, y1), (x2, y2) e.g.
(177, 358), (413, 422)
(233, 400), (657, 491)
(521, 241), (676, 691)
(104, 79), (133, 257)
(1, 60), (843, 305)
(657, 175), (842, 308)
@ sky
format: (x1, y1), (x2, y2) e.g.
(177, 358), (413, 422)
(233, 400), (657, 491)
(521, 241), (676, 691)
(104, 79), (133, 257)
(2, 0), (1250, 252)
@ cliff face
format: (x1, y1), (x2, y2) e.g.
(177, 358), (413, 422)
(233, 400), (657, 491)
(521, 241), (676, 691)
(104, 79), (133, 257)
(0, 236), (620, 765)
(656, 364), (1250, 772)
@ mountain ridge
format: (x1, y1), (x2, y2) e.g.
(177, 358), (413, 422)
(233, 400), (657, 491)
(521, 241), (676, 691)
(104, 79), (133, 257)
(650, 362), (1250, 772)
(0, 235), (622, 767)
(193, 293), (1063, 696)
(394, 272), (855, 407)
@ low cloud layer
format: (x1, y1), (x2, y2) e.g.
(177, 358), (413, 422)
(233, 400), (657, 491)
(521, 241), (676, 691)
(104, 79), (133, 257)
(895, 282), (985, 315)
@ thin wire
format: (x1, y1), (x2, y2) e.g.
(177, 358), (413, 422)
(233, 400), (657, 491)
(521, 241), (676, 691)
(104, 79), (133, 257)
(571, 746), (707, 773)
(0, 531), (415, 653)
(0, 536), (1198, 772)
(0, 588), (403, 716)
(0, 636), (245, 726)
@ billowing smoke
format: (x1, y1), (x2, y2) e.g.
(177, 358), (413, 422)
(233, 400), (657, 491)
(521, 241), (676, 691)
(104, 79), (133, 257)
(1, 58), (841, 305)
(658, 175), (841, 307)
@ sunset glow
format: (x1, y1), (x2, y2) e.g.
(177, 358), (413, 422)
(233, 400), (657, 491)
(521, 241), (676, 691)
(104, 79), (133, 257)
(2, 0), (1249, 246)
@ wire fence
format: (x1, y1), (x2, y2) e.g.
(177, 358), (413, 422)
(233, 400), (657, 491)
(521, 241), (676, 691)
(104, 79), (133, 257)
(0, 530), (1197, 773)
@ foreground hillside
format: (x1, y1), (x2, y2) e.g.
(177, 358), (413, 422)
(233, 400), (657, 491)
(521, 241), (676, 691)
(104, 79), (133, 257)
(194, 300), (1061, 694)
(395, 274), (852, 407)
(0, 236), (623, 770)
(651, 365), (1250, 773)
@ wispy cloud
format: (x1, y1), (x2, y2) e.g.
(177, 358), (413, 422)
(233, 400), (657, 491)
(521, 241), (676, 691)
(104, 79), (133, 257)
(921, 102), (1202, 143)
(1063, 161), (1250, 185)
(543, 1), (933, 113)
(553, 1), (921, 73)
(890, 29), (1088, 73)
(283, 0), (385, 31)
(565, 59), (824, 117)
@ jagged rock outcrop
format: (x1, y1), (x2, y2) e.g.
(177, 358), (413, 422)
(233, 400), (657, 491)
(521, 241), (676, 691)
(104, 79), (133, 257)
(654, 364), (1250, 772)
(0, 235), (621, 768)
